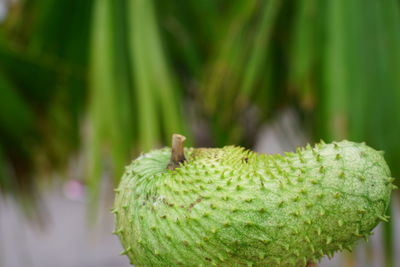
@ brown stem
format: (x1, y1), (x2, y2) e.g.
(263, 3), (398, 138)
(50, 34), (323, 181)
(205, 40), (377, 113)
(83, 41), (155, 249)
(167, 134), (186, 170)
(307, 262), (317, 267)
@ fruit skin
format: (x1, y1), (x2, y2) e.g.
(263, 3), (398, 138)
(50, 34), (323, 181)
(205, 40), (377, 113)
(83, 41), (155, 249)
(113, 140), (394, 267)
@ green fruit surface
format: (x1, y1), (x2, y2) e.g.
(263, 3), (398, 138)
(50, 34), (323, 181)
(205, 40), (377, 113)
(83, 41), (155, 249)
(113, 141), (393, 267)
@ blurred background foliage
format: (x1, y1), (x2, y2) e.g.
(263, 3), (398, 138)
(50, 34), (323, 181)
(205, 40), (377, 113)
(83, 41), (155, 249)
(0, 0), (399, 265)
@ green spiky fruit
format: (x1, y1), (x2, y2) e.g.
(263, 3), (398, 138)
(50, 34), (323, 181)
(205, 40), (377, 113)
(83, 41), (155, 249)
(113, 140), (394, 267)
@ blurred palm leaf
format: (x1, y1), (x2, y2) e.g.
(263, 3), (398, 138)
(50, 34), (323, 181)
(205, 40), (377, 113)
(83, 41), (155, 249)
(0, 0), (92, 196)
(199, 0), (282, 146)
(87, 0), (190, 211)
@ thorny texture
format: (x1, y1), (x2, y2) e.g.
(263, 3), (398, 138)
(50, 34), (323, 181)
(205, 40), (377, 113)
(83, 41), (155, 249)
(113, 141), (394, 267)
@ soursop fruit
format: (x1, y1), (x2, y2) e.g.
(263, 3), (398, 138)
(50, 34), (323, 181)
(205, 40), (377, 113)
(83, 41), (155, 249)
(113, 136), (394, 267)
